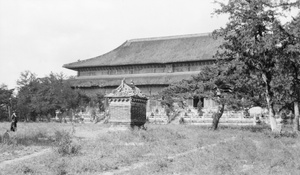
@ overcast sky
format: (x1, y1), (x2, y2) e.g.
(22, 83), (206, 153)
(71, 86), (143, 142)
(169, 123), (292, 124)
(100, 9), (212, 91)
(0, 0), (230, 89)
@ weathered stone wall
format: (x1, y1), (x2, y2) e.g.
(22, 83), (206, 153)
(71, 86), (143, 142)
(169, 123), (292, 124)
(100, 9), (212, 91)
(204, 98), (218, 109)
(139, 85), (168, 96)
(108, 98), (131, 124)
(130, 98), (147, 126)
(78, 87), (106, 97)
(107, 97), (147, 126)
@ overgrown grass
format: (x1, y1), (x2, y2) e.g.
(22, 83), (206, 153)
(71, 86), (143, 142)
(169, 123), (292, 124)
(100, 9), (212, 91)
(1, 123), (300, 175)
(0, 122), (78, 164)
(0, 122), (74, 146)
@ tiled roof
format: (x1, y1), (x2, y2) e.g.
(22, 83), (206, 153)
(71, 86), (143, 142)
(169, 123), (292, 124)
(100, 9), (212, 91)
(63, 33), (222, 70)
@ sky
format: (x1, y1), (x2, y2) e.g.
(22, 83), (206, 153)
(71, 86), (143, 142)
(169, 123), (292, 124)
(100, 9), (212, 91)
(0, 0), (231, 89)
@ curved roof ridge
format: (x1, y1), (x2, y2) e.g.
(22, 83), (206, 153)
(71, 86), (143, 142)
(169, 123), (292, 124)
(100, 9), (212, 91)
(63, 40), (129, 68)
(127, 33), (211, 43)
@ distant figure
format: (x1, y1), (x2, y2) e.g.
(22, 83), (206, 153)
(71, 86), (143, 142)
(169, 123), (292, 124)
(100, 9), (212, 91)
(10, 112), (18, 132)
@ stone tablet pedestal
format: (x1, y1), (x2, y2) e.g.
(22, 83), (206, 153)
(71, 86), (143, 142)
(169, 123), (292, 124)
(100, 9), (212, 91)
(105, 79), (148, 127)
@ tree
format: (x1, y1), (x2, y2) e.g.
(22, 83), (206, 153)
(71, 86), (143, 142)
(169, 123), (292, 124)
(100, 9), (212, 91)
(289, 15), (300, 131)
(277, 14), (300, 131)
(16, 70), (37, 87)
(213, 0), (300, 132)
(16, 71), (40, 121)
(0, 84), (14, 121)
(161, 61), (259, 130)
(16, 71), (90, 121)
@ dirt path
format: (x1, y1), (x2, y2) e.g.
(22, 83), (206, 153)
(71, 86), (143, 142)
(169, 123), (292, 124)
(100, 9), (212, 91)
(102, 136), (237, 175)
(0, 125), (128, 169)
(0, 148), (52, 169)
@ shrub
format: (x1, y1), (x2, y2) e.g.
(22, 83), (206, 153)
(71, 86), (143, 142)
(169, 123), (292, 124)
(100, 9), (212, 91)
(54, 130), (81, 156)
(179, 117), (185, 124)
(1, 130), (10, 144)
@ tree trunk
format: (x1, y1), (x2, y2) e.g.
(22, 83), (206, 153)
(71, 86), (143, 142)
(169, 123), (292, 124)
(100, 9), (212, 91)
(268, 107), (278, 132)
(8, 105), (11, 121)
(262, 73), (279, 132)
(292, 65), (300, 132)
(294, 101), (299, 132)
(211, 104), (225, 130)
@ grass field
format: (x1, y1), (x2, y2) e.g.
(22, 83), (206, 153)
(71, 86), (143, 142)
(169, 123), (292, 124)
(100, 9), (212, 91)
(0, 122), (300, 175)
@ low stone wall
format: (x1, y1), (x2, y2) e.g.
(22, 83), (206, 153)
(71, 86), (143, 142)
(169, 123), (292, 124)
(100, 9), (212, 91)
(182, 117), (255, 125)
(147, 109), (258, 126)
(147, 114), (168, 124)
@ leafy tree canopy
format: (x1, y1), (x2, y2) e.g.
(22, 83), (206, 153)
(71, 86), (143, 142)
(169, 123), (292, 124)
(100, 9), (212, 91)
(16, 71), (90, 121)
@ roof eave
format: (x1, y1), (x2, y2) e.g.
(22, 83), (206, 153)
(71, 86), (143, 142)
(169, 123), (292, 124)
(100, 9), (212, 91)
(63, 59), (216, 70)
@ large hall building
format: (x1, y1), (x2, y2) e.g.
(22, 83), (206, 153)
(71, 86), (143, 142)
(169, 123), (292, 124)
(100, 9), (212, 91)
(63, 33), (222, 112)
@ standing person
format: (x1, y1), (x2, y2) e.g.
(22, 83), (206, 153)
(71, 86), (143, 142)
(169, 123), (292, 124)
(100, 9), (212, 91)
(10, 112), (18, 132)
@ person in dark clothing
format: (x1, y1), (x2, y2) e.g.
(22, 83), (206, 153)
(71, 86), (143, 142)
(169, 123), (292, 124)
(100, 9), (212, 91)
(10, 112), (18, 132)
